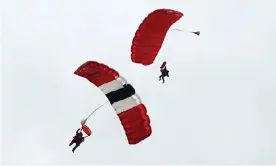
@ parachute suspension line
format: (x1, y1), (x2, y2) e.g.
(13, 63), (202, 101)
(171, 28), (200, 36)
(85, 101), (109, 120)
(171, 28), (185, 32)
(80, 101), (109, 131)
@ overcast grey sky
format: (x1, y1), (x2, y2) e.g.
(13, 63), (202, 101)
(2, 0), (276, 164)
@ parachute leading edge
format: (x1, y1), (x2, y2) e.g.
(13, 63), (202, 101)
(74, 61), (152, 144)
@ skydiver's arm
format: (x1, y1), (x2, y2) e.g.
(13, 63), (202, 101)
(76, 128), (80, 134)
(161, 65), (166, 70)
(81, 137), (85, 142)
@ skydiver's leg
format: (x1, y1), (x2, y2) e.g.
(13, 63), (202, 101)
(160, 71), (166, 81)
(159, 70), (163, 81)
(69, 137), (77, 146)
(69, 140), (74, 146)
(72, 143), (80, 153)
(161, 76), (165, 83)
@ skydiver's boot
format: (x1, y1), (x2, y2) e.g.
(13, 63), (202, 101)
(69, 141), (74, 146)
(72, 144), (79, 153)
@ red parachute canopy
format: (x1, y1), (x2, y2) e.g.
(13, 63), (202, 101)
(131, 9), (183, 66)
(74, 61), (151, 144)
(82, 124), (92, 136)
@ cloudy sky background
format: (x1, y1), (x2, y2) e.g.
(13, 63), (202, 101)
(2, 0), (276, 164)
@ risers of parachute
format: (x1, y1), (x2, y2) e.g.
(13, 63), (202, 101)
(75, 61), (152, 145)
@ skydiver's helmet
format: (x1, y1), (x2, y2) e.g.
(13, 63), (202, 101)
(161, 61), (167, 70)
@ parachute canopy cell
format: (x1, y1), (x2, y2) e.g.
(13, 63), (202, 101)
(74, 61), (152, 144)
(131, 9), (183, 66)
(82, 124), (92, 136)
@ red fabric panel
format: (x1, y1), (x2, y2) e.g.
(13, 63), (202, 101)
(74, 61), (119, 87)
(118, 104), (152, 144)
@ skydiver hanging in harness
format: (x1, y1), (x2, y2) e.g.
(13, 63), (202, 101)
(159, 61), (169, 83)
(69, 103), (104, 153)
(69, 128), (85, 153)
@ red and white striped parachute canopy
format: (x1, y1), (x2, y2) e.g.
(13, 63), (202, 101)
(74, 61), (151, 144)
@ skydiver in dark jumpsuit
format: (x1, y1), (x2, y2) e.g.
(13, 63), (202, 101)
(69, 128), (85, 153)
(159, 61), (169, 83)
